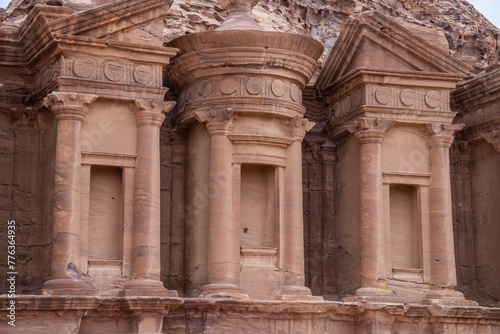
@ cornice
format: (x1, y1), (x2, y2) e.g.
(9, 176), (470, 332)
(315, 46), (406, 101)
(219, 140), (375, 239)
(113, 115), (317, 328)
(168, 30), (323, 60)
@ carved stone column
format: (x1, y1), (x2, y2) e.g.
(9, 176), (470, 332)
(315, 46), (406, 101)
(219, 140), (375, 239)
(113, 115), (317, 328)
(422, 123), (477, 305)
(345, 117), (399, 301)
(121, 100), (178, 297)
(278, 116), (320, 301)
(424, 124), (464, 287)
(42, 92), (97, 295)
(195, 109), (248, 299)
(167, 0), (323, 300)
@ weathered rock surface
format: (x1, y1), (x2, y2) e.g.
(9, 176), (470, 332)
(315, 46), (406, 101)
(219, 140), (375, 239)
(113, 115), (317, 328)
(1, 0), (499, 73)
(167, 0), (500, 73)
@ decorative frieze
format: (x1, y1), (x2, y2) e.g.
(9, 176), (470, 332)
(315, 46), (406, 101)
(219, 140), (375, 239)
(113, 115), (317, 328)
(179, 74), (303, 110)
(368, 85), (449, 111)
(63, 58), (162, 87)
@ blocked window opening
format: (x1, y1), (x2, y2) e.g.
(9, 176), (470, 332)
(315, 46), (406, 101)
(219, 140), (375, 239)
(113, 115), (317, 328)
(390, 184), (421, 269)
(88, 165), (124, 261)
(240, 164), (276, 248)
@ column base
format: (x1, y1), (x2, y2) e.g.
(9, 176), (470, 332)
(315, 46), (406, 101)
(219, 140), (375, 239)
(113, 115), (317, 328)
(342, 287), (406, 303)
(198, 283), (249, 300)
(42, 278), (96, 296)
(119, 279), (179, 298)
(423, 288), (478, 306)
(277, 286), (323, 301)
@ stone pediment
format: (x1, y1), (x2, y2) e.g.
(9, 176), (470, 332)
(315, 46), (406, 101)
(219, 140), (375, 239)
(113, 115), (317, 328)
(0, 0), (174, 67)
(48, 0), (173, 45)
(0, 0), (178, 105)
(316, 11), (471, 92)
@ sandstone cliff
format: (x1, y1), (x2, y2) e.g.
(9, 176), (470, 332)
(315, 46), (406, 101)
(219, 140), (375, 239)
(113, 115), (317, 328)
(164, 0), (499, 74)
(1, 0), (499, 74)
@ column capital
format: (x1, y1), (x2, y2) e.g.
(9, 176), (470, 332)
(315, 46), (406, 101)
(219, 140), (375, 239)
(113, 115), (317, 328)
(423, 123), (464, 149)
(481, 129), (500, 153)
(135, 100), (176, 114)
(195, 109), (233, 136)
(134, 100), (174, 128)
(423, 123), (465, 136)
(43, 92), (98, 121)
(346, 117), (395, 144)
(290, 115), (315, 142)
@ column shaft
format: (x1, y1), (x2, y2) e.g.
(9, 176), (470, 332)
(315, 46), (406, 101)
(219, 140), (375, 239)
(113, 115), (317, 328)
(356, 131), (386, 288)
(121, 100), (178, 297)
(206, 130), (237, 286)
(132, 118), (162, 279)
(278, 116), (320, 301)
(284, 139), (306, 286)
(428, 135), (456, 287)
(42, 92), (97, 295)
(51, 115), (84, 279)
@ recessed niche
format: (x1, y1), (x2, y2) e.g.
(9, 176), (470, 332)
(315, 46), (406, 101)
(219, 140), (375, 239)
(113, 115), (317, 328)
(240, 164), (276, 248)
(390, 184), (421, 269)
(89, 165), (124, 261)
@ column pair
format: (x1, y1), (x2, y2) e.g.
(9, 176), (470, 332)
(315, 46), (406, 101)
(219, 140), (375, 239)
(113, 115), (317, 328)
(43, 93), (177, 297)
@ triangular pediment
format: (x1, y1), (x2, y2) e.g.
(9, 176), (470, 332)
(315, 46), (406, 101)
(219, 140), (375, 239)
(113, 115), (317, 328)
(48, 0), (173, 44)
(316, 11), (471, 91)
(17, 0), (173, 59)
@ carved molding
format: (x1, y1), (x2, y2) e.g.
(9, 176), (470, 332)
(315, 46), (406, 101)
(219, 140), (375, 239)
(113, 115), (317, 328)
(81, 151), (138, 168)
